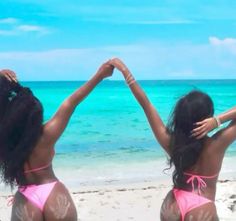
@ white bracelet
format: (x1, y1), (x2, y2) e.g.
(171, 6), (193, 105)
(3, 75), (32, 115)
(126, 77), (135, 85)
(125, 73), (133, 82)
(128, 79), (136, 86)
(214, 117), (221, 128)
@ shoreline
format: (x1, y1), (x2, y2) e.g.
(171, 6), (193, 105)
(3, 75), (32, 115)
(0, 155), (236, 220)
(0, 178), (236, 221)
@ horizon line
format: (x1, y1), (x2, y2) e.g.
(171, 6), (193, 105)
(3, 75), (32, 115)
(21, 78), (236, 82)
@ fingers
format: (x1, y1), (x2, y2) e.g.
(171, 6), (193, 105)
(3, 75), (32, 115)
(102, 60), (115, 68)
(191, 124), (205, 133)
(107, 59), (118, 68)
(194, 120), (206, 126)
(6, 72), (18, 82)
(107, 65), (115, 75)
(98, 62), (114, 78)
(3, 73), (12, 81)
(191, 121), (208, 139)
(103, 58), (128, 76)
(195, 132), (207, 139)
(0, 69), (18, 82)
(104, 63), (115, 72)
(192, 118), (217, 138)
(190, 128), (207, 139)
(191, 128), (207, 138)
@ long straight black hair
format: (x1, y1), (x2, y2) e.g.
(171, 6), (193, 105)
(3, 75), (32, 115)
(167, 90), (214, 188)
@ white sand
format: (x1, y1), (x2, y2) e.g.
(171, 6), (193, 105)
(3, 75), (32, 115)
(0, 179), (236, 221)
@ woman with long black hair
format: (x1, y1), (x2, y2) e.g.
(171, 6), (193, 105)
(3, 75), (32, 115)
(109, 58), (236, 221)
(0, 63), (114, 221)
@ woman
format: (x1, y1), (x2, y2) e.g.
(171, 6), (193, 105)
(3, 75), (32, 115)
(0, 62), (114, 221)
(109, 58), (236, 221)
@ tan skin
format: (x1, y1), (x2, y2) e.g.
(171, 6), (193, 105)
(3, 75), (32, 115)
(2, 63), (114, 221)
(109, 58), (236, 221)
(0, 69), (18, 82)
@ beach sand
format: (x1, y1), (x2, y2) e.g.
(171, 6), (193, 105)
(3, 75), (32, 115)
(0, 179), (236, 221)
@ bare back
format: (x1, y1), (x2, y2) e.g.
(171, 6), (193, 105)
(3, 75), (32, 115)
(161, 121), (236, 221)
(11, 128), (77, 221)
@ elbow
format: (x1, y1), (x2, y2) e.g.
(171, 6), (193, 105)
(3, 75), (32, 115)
(62, 99), (76, 113)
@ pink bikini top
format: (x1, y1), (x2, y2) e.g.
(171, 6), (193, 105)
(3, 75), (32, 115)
(184, 172), (218, 194)
(24, 149), (55, 174)
(24, 162), (52, 174)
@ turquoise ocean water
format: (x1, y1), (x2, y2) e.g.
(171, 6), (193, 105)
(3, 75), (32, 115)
(6, 80), (236, 188)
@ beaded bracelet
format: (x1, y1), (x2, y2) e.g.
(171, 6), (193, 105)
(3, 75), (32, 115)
(128, 79), (136, 86)
(125, 73), (133, 83)
(125, 74), (136, 86)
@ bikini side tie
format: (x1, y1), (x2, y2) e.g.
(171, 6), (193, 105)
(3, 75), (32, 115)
(7, 195), (15, 206)
(186, 175), (207, 195)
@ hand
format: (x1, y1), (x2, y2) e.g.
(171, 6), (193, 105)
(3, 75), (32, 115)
(96, 61), (114, 79)
(108, 58), (129, 74)
(191, 117), (217, 139)
(0, 69), (17, 82)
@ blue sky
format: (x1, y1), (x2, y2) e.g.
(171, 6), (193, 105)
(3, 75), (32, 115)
(0, 0), (236, 80)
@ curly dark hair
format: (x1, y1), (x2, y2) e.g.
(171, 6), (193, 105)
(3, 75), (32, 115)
(0, 75), (43, 188)
(167, 90), (214, 189)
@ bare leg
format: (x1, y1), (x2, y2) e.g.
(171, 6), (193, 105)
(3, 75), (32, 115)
(185, 203), (219, 221)
(160, 190), (181, 221)
(44, 182), (77, 221)
(11, 192), (43, 221)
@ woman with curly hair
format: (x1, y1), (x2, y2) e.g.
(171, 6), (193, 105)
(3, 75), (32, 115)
(0, 62), (114, 221)
(109, 58), (236, 221)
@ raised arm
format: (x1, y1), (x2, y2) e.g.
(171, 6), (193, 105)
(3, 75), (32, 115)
(192, 106), (236, 150)
(109, 58), (170, 154)
(43, 62), (114, 146)
(217, 106), (236, 124)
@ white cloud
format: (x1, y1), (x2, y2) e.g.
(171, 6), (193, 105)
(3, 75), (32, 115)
(209, 37), (236, 46)
(0, 17), (50, 36)
(17, 25), (43, 32)
(0, 40), (236, 80)
(0, 18), (19, 24)
(209, 37), (236, 55)
(16, 25), (50, 34)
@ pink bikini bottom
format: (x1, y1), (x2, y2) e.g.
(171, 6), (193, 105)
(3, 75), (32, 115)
(173, 188), (213, 221)
(19, 181), (58, 211)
